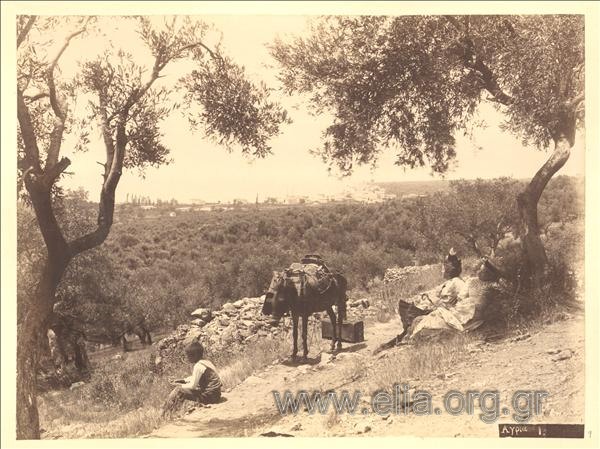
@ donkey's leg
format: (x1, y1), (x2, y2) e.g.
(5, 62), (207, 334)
(301, 314), (309, 360)
(326, 307), (337, 352)
(336, 303), (343, 351)
(291, 312), (299, 359)
(121, 335), (130, 352)
(139, 325), (151, 345)
(135, 330), (145, 345)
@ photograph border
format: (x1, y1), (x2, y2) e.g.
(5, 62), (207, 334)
(2, 2), (598, 448)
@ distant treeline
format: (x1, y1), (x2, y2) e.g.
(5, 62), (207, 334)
(17, 176), (584, 337)
(374, 180), (450, 197)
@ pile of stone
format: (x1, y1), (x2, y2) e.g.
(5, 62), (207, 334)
(155, 296), (321, 365)
(345, 298), (378, 321)
(189, 296), (289, 347)
(156, 264), (442, 365)
(383, 264), (436, 284)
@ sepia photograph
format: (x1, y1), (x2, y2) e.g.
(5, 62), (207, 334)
(1, 1), (598, 446)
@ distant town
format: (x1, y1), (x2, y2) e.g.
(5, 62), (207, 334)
(118, 181), (449, 216)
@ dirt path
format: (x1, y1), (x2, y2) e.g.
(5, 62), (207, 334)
(151, 314), (584, 438)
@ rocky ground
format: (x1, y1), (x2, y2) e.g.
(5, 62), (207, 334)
(150, 310), (585, 438)
(38, 263), (585, 440)
(153, 276), (393, 369)
(155, 264), (441, 364)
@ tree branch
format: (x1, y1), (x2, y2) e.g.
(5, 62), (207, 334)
(68, 120), (125, 257)
(42, 157), (71, 186)
(44, 20), (90, 174)
(45, 117), (66, 173)
(187, 41), (222, 62)
(445, 15), (514, 106)
(121, 40), (221, 115)
(17, 16), (36, 49)
(17, 90), (42, 173)
(47, 26), (88, 120)
(70, 32), (216, 256)
(23, 91), (49, 102)
(97, 96), (115, 177)
(525, 136), (572, 206)
(469, 56), (513, 106)
(565, 93), (584, 110)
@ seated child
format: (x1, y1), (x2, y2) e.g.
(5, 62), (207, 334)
(162, 341), (222, 417)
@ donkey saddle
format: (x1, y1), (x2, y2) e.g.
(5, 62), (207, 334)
(285, 255), (333, 297)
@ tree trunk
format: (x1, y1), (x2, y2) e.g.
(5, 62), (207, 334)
(17, 177), (73, 438)
(16, 260), (64, 439)
(470, 239), (483, 257)
(517, 134), (572, 287)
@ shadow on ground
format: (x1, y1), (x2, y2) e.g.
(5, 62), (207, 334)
(281, 355), (321, 367)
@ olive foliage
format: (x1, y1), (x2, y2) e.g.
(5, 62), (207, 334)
(270, 15), (584, 173)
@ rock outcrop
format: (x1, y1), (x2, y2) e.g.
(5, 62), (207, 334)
(155, 296), (321, 367)
(383, 264), (437, 284)
(155, 264), (442, 367)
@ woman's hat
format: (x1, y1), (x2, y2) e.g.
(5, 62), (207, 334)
(444, 248), (462, 278)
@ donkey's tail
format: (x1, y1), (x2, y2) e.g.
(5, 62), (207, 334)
(334, 273), (348, 321)
(339, 295), (347, 321)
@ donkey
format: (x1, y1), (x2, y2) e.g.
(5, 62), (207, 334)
(262, 270), (348, 360)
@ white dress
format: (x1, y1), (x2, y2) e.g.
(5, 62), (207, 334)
(406, 277), (486, 338)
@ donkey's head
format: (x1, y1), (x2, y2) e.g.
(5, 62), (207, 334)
(262, 271), (290, 324)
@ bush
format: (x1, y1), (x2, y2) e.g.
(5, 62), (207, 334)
(83, 373), (119, 407)
(125, 256), (142, 270)
(119, 234), (140, 249)
(35, 179), (584, 341)
(350, 243), (391, 289)
(486, 221), (583, 330)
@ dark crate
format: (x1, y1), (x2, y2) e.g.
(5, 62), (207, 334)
(321, 320), (364, 343)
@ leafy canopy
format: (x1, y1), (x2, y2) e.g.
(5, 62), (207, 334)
(17, 16), (289, 187)
(415, 178), (522, 257)
(271, 15), (584, 174)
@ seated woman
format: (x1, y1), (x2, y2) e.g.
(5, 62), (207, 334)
(162, 341), (222, 418)
(373, 251), (502, 354)
(403, 251), (501, 342)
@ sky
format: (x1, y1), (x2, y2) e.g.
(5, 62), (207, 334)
(47, 15), (586, 204)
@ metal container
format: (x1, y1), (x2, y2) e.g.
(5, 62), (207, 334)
(321, 320), (364, 343)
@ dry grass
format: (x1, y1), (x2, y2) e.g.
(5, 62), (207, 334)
(363, 332), (476, 392)
(39, 332), (293, 439)
(372, 264), (444, 323)
(38, 348), (176, 439)
(325, 409), (341, 429)
(217, 334), (292, 390)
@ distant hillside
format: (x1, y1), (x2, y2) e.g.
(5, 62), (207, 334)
(373, 180), (450, 198)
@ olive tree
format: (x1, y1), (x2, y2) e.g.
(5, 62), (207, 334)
(415, 178), (522, 257)
(16, 15), (287, 439)
(271, 15), (584, 284)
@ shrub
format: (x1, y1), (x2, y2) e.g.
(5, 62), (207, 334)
(119, 234), (140, 249)
(485, 221), (584, 330)
(125, 256), (142, 270)
(82, 373), (119, 407)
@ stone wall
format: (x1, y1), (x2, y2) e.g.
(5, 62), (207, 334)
(155, 296), (321, 366)
(383, 264), (437, 284)
(155, 264), (441, 366)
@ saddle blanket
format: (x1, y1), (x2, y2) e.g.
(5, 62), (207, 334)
(286, 262), (333, 296)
